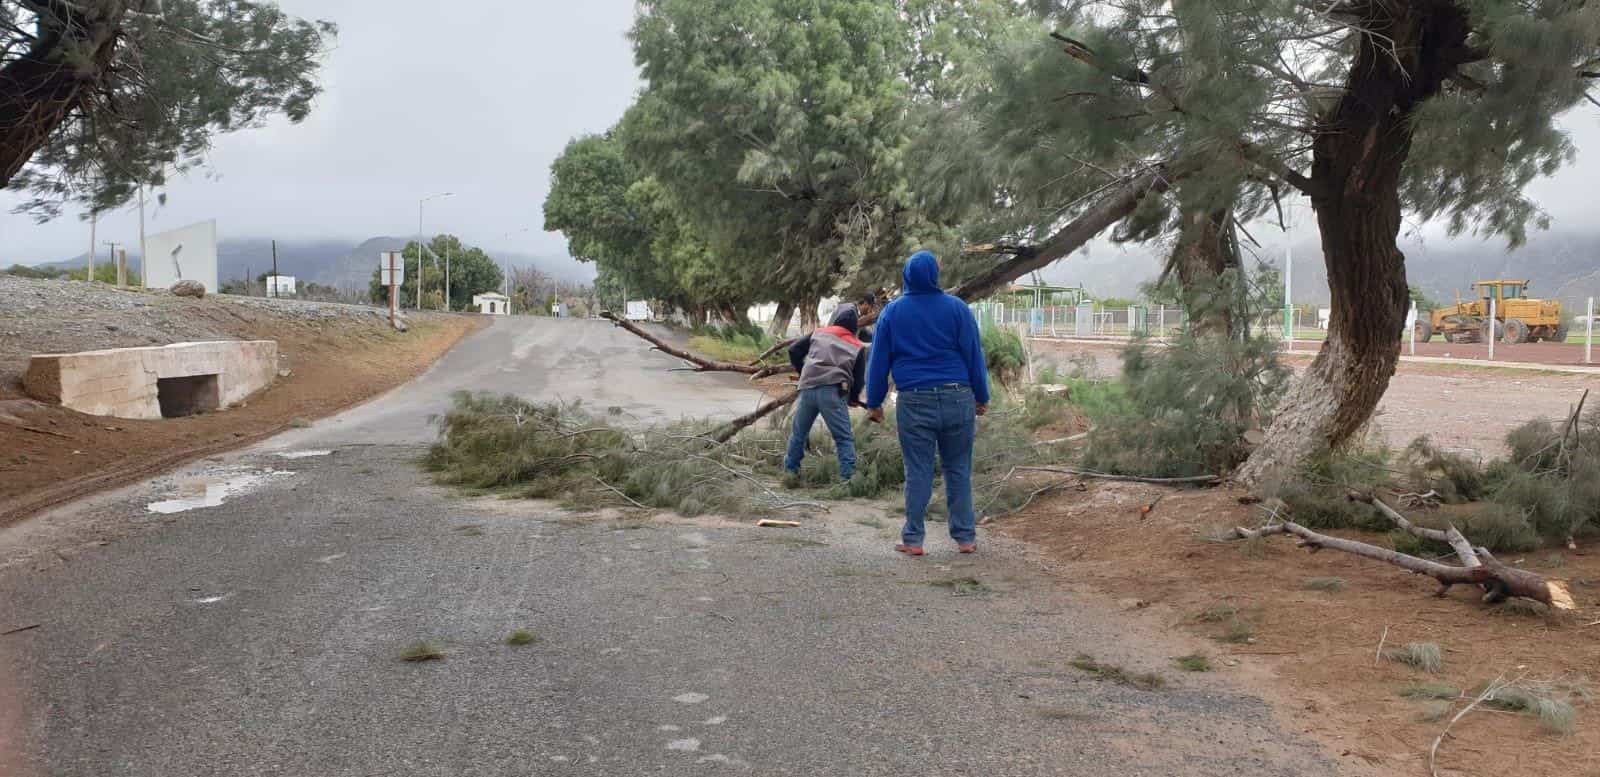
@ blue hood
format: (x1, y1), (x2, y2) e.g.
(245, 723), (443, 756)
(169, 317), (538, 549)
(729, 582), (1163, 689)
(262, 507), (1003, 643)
(902, 251), (941, 295)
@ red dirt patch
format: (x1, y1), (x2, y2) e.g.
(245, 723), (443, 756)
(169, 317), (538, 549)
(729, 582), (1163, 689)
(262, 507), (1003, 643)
(999, 482), (1600, 776)
(0, 314), (479, 526)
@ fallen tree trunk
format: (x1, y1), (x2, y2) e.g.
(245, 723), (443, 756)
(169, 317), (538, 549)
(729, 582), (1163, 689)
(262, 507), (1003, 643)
(709, 391), (800, 443)
(1231, 520), (1573, 610)
(599, 312), (761, 374)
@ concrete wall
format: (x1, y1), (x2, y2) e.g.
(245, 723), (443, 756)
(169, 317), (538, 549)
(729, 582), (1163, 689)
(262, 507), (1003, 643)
(144, 220), (219, 293)
(23, 340), (278, 420)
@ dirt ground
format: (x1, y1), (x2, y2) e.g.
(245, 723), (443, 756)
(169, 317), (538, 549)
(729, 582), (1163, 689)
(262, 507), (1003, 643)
(1013, 337), (1600, 776)
(998, 482), (1600, 777)
(1402, 339), (1594, 367)
(0, 276), (480, 525)
(1031, 339), (1599, 459)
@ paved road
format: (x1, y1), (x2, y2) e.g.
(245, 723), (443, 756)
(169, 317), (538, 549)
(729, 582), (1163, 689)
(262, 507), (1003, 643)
(0, 317), (1354, 776)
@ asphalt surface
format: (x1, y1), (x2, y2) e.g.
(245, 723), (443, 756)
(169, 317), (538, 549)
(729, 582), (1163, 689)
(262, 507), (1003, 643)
(0, 317), (1353, 776)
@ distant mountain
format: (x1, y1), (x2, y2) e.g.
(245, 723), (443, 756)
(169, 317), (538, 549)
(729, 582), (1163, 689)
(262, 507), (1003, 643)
(1040, 229), (1600, 306)
(35, 236), (593, 292)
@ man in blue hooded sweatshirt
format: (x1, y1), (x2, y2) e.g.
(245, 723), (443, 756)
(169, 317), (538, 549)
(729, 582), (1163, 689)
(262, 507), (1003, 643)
(865, 250), (990, 556)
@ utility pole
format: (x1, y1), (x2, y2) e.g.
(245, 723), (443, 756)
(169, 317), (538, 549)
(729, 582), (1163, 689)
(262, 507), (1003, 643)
(87, 212), (97, 284)
(445, 240), (452, 312)
(417, 192), (453, 309)
(270, 240), (279, 298)
(138, 186), (147, 289)
(105, 242), (124, 288)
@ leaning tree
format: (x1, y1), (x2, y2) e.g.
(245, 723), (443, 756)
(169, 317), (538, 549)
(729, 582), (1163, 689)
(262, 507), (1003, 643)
(918, 0), (1599, 486)
(1, 0), (335, 217)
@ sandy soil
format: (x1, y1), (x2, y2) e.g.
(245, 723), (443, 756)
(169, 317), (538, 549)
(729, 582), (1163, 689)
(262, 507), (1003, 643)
(0, 278), (480, 525)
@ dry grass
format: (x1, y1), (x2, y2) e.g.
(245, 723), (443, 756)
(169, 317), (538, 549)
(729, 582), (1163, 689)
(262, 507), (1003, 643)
(399, 641), (445, 662)
(1217, 617), (1257, 644)
(1483, 679), (1591, 734)
(1300, 576), (1347, 592)
(928, 577), (989, 595)
(1069, 654), (1166, 690)
(1383, 642), (1443, 673)
(1175, 653), (1212, 672)
(1399, 683), (1461, 700)
(1196, 602), (1240, 622)
(505, 629), (538, 646)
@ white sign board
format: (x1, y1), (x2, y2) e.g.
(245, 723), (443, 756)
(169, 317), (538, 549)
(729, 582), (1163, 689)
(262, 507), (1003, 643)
(378, 252), (405, 286)
(144, 220), (218, 293)
(625, 300), (652, 321)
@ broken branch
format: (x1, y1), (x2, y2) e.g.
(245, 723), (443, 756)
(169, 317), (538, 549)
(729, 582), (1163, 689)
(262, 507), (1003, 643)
(1015, 465), (1220, 485)
(599, 312), (761, 374)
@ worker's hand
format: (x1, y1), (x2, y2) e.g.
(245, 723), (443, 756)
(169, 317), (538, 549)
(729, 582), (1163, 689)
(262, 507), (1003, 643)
(976, 403), (988, 417)
(867, 407), (885, 424)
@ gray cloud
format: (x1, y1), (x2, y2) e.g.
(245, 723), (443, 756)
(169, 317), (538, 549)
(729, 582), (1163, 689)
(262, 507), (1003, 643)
(1, 1), (641, 269)
(4, 3), (1599, 285)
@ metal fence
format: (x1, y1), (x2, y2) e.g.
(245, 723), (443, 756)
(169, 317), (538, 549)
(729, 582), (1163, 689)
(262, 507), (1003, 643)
(977, 296), (1600, 366)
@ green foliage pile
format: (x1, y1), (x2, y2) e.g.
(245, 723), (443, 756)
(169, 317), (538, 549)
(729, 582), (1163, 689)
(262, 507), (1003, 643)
(980, 323), (1026, 387)
(1265, 404), (1600, 551)
(424, 390), (1069, 519)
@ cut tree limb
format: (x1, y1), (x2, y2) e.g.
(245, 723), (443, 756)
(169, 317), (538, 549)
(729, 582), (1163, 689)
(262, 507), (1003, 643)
(1227, 520), (1573, 610)
(1348, 491), (1479, 568)
(599, 312), (760, 374)
(708, 391), (800, 444)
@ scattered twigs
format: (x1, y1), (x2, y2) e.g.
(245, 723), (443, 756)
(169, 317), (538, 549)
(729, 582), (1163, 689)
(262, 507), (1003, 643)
(1430, 671), (1525, 777)
(1015, 465), (1220, 485)
(686, 453), (827, 512)
(1, 623), (41, 637)
(1374, 625), (1389, 666)
(599, 312), (761, 374)
(0, 419), (73, 439)
(590, 476), (647, 509)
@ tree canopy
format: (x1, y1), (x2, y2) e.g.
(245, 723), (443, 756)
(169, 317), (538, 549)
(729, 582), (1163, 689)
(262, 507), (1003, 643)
(1, 0), (336, 219)
(368, 235), (503, 312)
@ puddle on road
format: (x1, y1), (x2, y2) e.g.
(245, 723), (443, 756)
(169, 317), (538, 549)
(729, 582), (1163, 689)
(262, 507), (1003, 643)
(146, 468), (293, 514)
(274, 449), (334, 460)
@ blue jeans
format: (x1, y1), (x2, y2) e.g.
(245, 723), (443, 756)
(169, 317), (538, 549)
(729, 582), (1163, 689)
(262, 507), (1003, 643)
(784, 386), (856, 481)
(896, 384), (976, 546)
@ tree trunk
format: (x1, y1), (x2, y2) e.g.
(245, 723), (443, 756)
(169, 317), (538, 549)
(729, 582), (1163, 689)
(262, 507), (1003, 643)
(1237, 4), (1474, 488)
(1169, 207), (1239, 338)
(798, 298), (821, 331)
(767, 301), (795, 339)
(0, 4), (124, 188)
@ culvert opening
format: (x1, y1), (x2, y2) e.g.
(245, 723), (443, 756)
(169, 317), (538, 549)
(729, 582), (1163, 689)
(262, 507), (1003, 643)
(157, 374), (221, 418)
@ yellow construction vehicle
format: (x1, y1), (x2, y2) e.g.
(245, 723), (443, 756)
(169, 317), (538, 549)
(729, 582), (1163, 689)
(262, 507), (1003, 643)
(1415, 279), (1567, 344)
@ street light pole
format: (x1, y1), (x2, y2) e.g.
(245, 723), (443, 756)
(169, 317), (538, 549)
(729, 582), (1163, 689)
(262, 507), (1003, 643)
(498, 227), (530, 316)
(417, 192), (453, 309)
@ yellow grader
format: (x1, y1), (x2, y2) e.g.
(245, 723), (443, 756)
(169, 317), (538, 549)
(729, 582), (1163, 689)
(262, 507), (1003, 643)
(1415, 279), (1567, 344)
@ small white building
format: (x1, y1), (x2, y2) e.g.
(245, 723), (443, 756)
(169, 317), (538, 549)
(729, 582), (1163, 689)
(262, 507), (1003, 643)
(266, 274), (296, 298)
(473, 292), (510, 315)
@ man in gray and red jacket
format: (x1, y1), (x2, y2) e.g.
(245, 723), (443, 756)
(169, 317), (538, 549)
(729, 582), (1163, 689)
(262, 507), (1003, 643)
(783, 304), (869, 482)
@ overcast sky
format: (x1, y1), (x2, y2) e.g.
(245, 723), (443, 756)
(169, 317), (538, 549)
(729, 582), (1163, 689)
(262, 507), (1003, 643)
(3, 3), (1599, 272)
(0, 1), (641, 265)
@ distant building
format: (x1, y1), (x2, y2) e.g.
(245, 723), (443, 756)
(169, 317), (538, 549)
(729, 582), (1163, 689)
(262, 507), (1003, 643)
(473, 292), (510, 315)
(266, 274), (296, 298)
(551, 301), (568, 318)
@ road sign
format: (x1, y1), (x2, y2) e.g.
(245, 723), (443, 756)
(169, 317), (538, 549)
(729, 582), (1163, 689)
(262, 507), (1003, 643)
(379, 252), (405, 286)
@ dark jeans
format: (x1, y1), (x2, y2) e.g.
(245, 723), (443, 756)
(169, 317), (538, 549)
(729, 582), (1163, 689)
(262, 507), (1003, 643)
(896, 384), (976, 546)
(784, 385), (856, 480)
